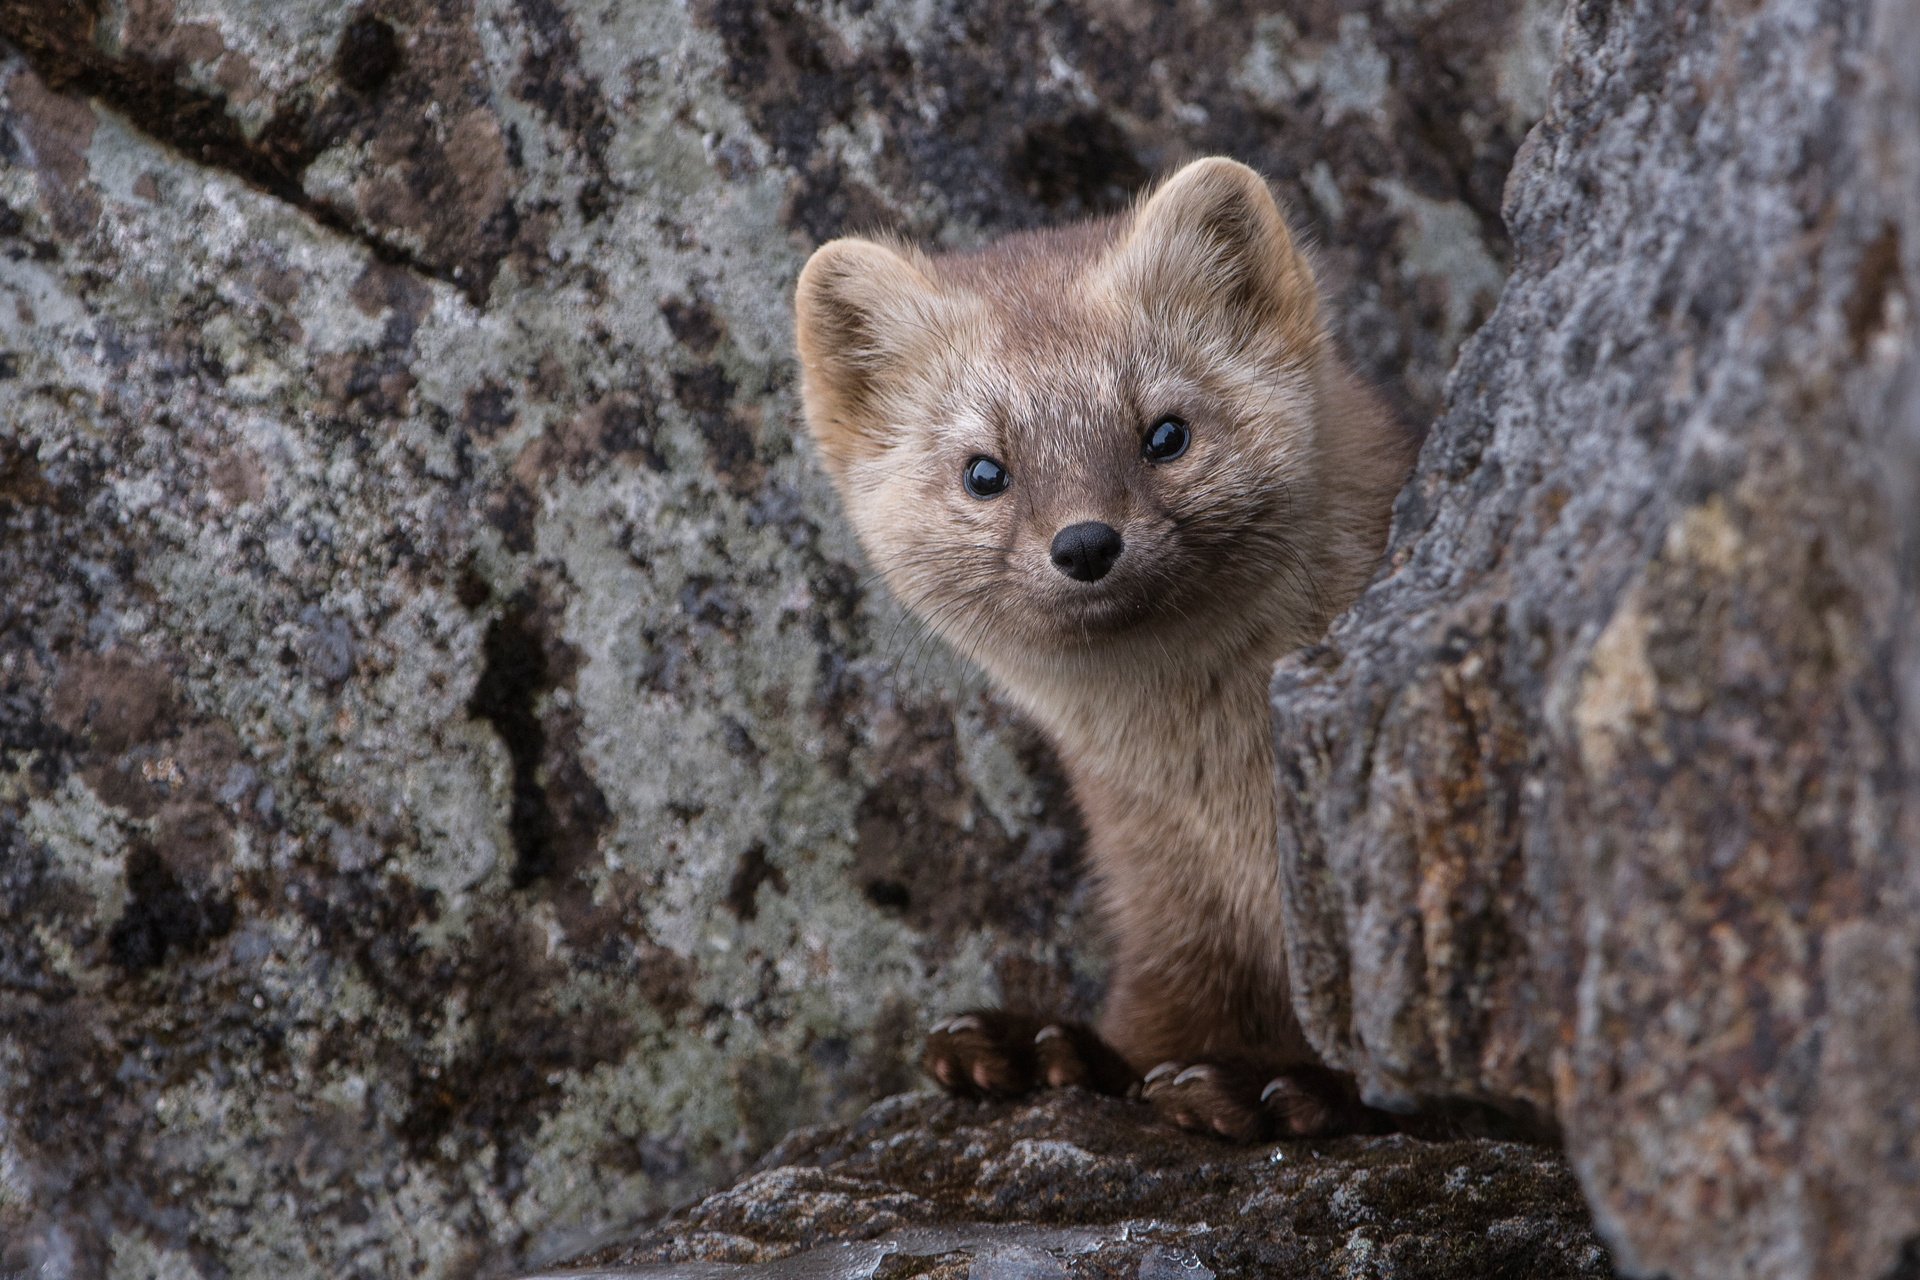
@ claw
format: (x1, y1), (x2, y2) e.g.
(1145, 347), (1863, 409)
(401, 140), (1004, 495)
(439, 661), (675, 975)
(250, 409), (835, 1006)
(1173, 1065), (1216, 1086)
(1034, 1025), (1065, 1044)
(1261, 1075), (1309, 1104)
(930, 1014), (982, 1036)
(1144, 1061), (1183, 1085)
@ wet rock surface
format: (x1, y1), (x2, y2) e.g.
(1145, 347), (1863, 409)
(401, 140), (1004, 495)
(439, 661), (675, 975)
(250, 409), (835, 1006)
(0, 1), (1552, 1277)
(550, 1091), (1614, 1280)
(1268, 1), (1920, 1278)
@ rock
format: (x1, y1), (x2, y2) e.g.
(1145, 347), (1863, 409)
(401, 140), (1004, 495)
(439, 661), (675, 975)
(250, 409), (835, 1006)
(0, 1), (1552, 1277)
(549, 1091), (1615, 1279)
(1268, 1), (1920, 1278)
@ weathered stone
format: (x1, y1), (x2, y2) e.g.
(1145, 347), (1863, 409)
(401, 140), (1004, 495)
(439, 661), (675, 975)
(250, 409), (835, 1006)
(550, 1091), (1615, 1279)
(0, 1), (1551, 1277)
(1269, 1), (1920, 1278)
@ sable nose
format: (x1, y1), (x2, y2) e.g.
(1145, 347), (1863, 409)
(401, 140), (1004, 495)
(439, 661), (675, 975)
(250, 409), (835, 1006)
(1049, 521), (1124, 582)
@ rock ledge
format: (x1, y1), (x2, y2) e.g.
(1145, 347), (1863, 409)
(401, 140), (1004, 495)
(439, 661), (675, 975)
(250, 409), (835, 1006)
(547, 1091), (1613, 1279)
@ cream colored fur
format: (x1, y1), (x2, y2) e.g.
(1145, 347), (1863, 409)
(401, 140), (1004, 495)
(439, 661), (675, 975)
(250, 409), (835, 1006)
(794, 157), (1415, 1070)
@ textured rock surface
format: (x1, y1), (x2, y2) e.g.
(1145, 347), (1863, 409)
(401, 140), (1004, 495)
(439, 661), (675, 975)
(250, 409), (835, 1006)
(1269, 1), (1920, 1278)
(0, 1), (1554, 1277)
(553, 1091), (1614, 1279)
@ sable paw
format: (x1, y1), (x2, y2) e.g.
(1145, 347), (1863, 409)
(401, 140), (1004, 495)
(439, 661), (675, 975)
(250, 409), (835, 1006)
(1142, 1060), (1386, 1141)
(923, 1010), (1135, 1099)
(1140, 1060), (1272, 1141)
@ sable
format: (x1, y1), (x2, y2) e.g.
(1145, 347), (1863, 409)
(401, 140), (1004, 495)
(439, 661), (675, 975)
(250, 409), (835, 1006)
(795, 157), (1418, 1139)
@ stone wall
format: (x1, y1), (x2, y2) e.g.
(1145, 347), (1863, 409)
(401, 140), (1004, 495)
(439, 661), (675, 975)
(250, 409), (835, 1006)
(0, 1), (1552, 1275)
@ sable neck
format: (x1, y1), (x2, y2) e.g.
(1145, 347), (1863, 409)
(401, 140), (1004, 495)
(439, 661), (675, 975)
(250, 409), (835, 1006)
(987, 627), (1284, 864)
(999, 622), (1303, 1061)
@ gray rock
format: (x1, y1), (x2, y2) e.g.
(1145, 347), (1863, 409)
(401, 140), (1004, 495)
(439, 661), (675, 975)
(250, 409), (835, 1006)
(1269, 1), (1920, 1278)
(550, 1091), (1615, 1279)
(0, 1), (1551, 1277)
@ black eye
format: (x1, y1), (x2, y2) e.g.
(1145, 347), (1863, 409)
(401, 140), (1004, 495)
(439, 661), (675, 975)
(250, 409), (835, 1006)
(963, 455), (1010, 499)
(1144, 416), (1190, 462)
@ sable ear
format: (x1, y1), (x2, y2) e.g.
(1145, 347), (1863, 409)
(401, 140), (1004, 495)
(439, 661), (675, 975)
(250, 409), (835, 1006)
(1108, 157), (1320, 355)
(794, 237), (942, 470)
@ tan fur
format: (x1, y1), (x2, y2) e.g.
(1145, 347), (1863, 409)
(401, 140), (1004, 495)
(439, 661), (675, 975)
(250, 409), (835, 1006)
(795, 158), (1417, 1072)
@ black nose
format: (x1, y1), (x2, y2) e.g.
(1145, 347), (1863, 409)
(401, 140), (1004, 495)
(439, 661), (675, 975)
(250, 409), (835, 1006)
(1050, 521), (1124, 582)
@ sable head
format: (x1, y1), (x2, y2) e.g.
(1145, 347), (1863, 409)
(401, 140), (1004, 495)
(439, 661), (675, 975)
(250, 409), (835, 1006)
(795, 158), (1398, 677)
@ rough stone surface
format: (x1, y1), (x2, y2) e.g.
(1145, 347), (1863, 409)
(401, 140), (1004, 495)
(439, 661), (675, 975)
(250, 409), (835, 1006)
(553, 1091), (1615, 1279)
(0, 1), (1554, 1277)
(1269, 1), (1920, 1278)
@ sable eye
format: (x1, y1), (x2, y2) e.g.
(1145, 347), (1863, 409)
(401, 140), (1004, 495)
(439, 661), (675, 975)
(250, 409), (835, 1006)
(963, 455), (1010, 499)
(1144, 416), (1190, 462)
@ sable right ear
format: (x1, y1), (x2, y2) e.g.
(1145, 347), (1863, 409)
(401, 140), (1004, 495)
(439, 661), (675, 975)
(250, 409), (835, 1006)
(1106, 157), (1320, 359)
(794, 237), (941, 470)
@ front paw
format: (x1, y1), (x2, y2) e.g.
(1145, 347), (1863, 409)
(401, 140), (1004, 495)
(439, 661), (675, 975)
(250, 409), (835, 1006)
(923, 1010), (1136, 1099)
(1141, 1059), (1389, 1141)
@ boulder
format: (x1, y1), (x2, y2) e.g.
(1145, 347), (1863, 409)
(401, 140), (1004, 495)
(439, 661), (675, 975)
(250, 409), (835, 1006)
(1269, 1), (1920, 1278)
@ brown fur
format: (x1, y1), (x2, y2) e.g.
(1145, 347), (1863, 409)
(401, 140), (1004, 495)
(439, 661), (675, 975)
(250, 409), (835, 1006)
(795, 159), (1417, 1108)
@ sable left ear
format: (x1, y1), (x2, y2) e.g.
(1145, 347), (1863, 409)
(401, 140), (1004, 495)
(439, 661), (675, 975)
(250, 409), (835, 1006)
(1107, 157), (1320, 353)
(794, 236), (946, 472)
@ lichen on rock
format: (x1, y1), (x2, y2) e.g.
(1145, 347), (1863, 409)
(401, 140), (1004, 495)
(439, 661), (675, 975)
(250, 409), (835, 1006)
(0, 0), (1554, 1276)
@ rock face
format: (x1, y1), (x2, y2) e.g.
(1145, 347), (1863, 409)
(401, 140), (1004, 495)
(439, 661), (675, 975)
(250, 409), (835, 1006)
(0, 1), (1552, 1277)
(1268, 1), (1920, 1279)
(555, 1091), (1615, 1279)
